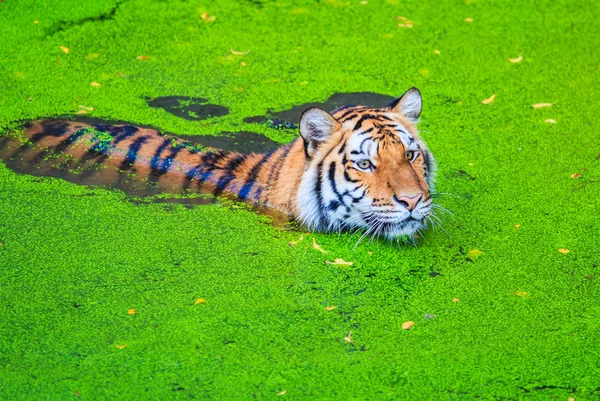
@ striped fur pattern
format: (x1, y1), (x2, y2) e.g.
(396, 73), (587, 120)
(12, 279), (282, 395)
(2, 88), (435, 239)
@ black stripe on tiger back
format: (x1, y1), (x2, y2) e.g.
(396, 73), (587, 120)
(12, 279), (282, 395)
(51, 128), (89, 154)
(238, 150), (276, 200)
(120, 136), (149, 170)
(266, 144), (292, 187)
(212, 154), (248, 196)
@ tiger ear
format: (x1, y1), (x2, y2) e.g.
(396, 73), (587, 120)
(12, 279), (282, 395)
(299, 108), (341, 158)
(388, 87), (422, 121)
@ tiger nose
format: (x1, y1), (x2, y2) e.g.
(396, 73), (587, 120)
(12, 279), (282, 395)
(393, 193), (423, 211)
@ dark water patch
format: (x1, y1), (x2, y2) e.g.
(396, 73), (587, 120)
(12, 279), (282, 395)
(244, 92), (396, 125)
(178, 131), (279, 153)
(45, 0), (125, 36)
(147, 96), (229, 121)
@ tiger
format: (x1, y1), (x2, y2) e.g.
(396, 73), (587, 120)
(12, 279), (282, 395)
(0, 87), (436, 239)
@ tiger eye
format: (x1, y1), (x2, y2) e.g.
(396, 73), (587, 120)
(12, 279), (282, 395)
(357, 160), (372, 170)
(405, 151), (415, 161)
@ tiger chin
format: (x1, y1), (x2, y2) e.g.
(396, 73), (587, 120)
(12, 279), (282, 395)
(6, 88), (436, 241)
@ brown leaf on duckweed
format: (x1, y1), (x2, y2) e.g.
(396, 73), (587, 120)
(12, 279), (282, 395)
(312, 238), (328, 253)
(558, 248), (570, 254)
(464, 17), (473, 22)
(325, 258), (353, 266)
(288, 235), (304, 247)
(194, 298), (207, 305)
(570, 173), (581, 179)
(73, 392), (81, 397)
(514, 224), (521, 229)
(325, 306), (336, 311)
(343, 331), (353, 343)
(230, 48), (251, 55)
(200, 12), (216, 22)
(60, 46), (69, 54)
(544, 119), (557, 124)
(127, 308), (138, 315)
(136, 55), (150, 60)
(467, 249), (483, 260)
(481, 94), (496, 104)
(513, 291), (529, 297)
(115, 343), (128, 349)
(90, 81), (101, 87)
(507, 55), (523, 63)
(402, 321), (415, 330)
(452, 298), (459, 303)
(532, 103), (553, 108)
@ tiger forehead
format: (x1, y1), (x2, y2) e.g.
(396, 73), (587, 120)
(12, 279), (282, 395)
(343, 120), (415, 151)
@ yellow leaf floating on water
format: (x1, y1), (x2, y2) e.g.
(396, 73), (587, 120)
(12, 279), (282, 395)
(127, 308), (138, 315)
(200, 12), (216, 22)
(570, 173), (581, 179)
(513, 291), (529, 297)
(60, 46), (70, 54)
(467, 249), (483, 259)
(325, 306), (336, 311)
(90, 81), (101, 87)
(433, 49), (441, 55)
(325, 258), (353, 266)
(288, 235), (304, 247)
(343, 331), (353, 343)
(276, 390), (286, 396)
(514, 224), (521, 229)
(312, 238), (328, 253)
(532, 103), (553, 108)
(507, 55), (523, 63)
(230, 48), (251, 55)
(115, 343), (128, 349)
(464, 17), (473, 22)
(136, 55), (150, 60)
(396, 15), (413, 28)
(481, 94), (496, 105)
(194, 298), (207, 305)
(452, 298), (459, 303)
(558, 248), (570, 254)
(402, 321), (415, 330)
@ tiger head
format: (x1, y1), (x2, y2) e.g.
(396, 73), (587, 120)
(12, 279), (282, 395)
(296, 88), (436, 240)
